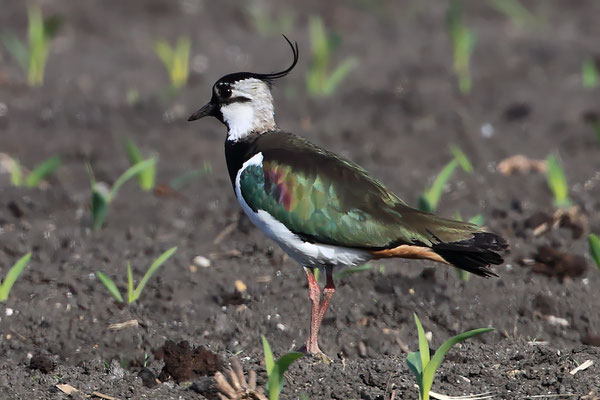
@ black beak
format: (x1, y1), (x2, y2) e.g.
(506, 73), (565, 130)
(188, 102), (216, 121)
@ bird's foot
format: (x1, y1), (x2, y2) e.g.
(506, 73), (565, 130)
(300, 343), (332, 364)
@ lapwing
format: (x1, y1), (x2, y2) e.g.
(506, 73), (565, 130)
(188, 36), (507, 356)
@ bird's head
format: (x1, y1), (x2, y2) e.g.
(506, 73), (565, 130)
(188, 36), (298, 142)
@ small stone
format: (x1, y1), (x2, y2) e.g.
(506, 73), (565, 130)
(193, 256), (211, 268)
(5, 308), (13, 317)
(234, 280), (247, 293)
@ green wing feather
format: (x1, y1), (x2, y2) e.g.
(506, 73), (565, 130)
(239, 132), (481, 249)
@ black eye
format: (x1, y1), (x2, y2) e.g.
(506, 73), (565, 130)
(218, 85), (232, 99)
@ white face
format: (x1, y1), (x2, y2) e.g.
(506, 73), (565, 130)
(218, 78), (276, 142)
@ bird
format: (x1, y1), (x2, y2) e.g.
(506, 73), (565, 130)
(188, 36), (507, 356)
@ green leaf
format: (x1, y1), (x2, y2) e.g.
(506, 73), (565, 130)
(306, 15), (355, 97)
(262, 335), (275, 377)
(545, 154), (571, 208)
(130, 247), (177, 303)
(1, 34), (29, 70)
(421, 159), (459, 212)
(124, 140), (156, 191)
(127, 262), (134, 303)
(321, 57), (358, 96)
(414, 314), (430, 370)
(589, 233), (600, 269)
(450, 145), (473, 173)
(468, 214), (484, 227)
(10, 158), (23, 186)
(487, 0), (538, 28)
(96, 271), (123, 303)
(91, 183), (110, 230)
(582, 58), (599, 89)
(110, 158), (156, 199)
(269, 352), (303, 398)
(154, 39), (173, 73)
(0, 253), (32, 301)
(25, 156), (61, 187)
(27, 5), (50, 87)
(154, 36), (190, 90)
(421, 327), (494, 399)
(406, 351), (424, 398)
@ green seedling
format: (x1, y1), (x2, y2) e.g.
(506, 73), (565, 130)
(96, 247), (177, 304)
(154, 36), (190, 91)
(407, 313), (493, 400)
(246, 3), (295, 37)
(446, 0), (476, 94)
(1, 5), (61, 87)
(589, 234), (600, 269)
(124, 139), (156, 191)
(334, 263), (374, 280)
(261, 335), (302, 400)
(306, 16), (358, 97)
(418, 146), (473, 213)
(487, 0), (539, 28)
(10, 156), (61, 187)
(545, 154), (571, 208)
(88, 158), (156, 230)
(582, 58), (599, 89)
(0, 253), (32, 302)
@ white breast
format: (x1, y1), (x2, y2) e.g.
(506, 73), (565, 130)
(234, 153), (372, 268)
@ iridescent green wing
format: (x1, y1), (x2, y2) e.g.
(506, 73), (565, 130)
(239, 133), (480, 249)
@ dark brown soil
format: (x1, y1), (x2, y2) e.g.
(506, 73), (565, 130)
(1, 1), (600, 399)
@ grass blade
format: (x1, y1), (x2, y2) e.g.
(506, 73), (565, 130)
(269, 352), (303, 398)
(545, 154), (571, 208)
(10, 158), (23, 186)
(414, 314), (430, 370)
(333, 263), (373, 279)
(172, 36), (190, 89)
(468, 214), (484, 227)
(96, 271), (123, 303)
(154, 39), (173, 74)
(406, 351), (424, 389)
(25, 155), (61, 187)
(321, 57), (358, 96)
(422, 328), (494, 399)
(124, 139), (156, 191)
(110, 158), (156, 199)
(1, 34), (29, 70)
(582, 58), (599, 89)
(419, 159), (459, 212)
(487, 0), (538, 28)
(127, 262), (134, 303)
(131, 246), (177, 303)
(449, 145), (473, 173)
(0, 253), (32, 301)
(589, 233), (600, 269)
(27, 5), (49, 87)
(261, 335), (275, 377)
(91, 183), (110, 230)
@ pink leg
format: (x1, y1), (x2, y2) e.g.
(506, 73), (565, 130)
(304, 267), (322, 354)
(303, 266), (336, 355)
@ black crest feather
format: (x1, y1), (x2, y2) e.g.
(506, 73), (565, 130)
(217, 35), (299, 86)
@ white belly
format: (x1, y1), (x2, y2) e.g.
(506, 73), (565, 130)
(234, 153), (372, 268)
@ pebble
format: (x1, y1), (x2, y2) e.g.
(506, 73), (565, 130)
(5, 308), (13, 317)
(193, 255), (211, 268)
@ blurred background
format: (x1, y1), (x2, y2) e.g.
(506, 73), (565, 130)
(0, 0), (598, 210)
